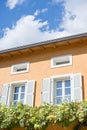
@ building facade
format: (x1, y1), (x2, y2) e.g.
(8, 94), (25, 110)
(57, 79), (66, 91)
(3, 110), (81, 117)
(0, 33), (87, 107)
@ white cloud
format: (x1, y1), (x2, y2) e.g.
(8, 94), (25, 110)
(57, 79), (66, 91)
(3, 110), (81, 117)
(34, 8), (48, 16)
(0, 15), (69, 50)
(6, 0), (25, 9)
(0, 0), (87, 50)
(41, 8), (48, 13)
(34, 10), (40, 16)
(60, 0), (87, 34)
(52, 0), (65, 4)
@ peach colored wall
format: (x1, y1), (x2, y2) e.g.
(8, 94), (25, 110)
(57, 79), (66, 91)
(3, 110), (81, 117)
(0, 42), (87, 106)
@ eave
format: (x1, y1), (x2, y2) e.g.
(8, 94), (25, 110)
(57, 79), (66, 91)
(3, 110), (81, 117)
(0, 32), (87, 58)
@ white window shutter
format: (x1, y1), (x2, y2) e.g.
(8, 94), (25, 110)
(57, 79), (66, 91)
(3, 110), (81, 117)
(42, 78), (51, 104)
(71, 73), (82, 102)
(7, 85), (14, 106)
(1, 84), (9, 105)
(25, 80), (35, 106)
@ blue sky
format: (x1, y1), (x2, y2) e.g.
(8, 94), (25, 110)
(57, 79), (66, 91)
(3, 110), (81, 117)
(0, 0), (87, 50)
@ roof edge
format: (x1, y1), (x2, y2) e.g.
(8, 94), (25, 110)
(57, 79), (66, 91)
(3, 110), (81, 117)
(0, 32), (87, 54)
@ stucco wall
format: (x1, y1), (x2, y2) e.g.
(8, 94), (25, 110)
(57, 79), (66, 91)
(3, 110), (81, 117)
(0, 42), (87, 106)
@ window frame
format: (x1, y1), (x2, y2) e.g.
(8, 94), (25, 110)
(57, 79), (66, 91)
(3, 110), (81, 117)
(50, 74), (73, 105)
(51, 54), (72, 68)
(8, 80), (28, 106)
(1, 80), (35, 107)
(54, 78), (71, 104)
(11, 62), (29, 74)
(42, 73), (82, 105)
(13, 83), (26, 105)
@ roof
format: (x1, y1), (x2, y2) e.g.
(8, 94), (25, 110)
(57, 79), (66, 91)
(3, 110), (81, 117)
(0, 32), (87, 55)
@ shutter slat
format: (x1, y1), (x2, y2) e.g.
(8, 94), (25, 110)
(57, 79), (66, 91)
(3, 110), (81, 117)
(1, 84), (9, 105)
(25, 80), (35, 106)
(42, 78), (51, 104)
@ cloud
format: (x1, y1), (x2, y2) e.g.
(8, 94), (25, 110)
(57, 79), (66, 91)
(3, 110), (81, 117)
(52, 0), (87, 34)
(0, 15), (69, 50)
(51, 0), (65, 4)
(60, 0), (87, 33)
(6, 0), (25, 9)
(0, 0), (87, 50)
(34, 10), (40, 16)
(41, 8), (48, 13)
(34, 8), (48, 16)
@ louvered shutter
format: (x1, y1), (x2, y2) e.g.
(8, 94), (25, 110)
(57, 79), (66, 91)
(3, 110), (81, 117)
(25, 80), (35, 106)
(7, 85), (14, 106)
(1, 84), (9, 105)
(42, 78), (51, 104)
(71, 73), (82, 101)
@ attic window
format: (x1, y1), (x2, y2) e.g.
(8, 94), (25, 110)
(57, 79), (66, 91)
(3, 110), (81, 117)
(51, 54), (72, 68)
(11, 62), (29, 74)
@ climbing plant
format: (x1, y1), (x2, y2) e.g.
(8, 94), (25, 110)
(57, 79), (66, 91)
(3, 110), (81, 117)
(0, 102), (87, 130)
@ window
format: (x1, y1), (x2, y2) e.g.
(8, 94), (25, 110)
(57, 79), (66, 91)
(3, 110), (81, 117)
(51, 54), (72, 68)
(42, 73), (82, 105)
(11, 62), (29, 74)
(13, 84), (25, 106)
(1, 80), (35, 107)
(54, 78), (71, 104)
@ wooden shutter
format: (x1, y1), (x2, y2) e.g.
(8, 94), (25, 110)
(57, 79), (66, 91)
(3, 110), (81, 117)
(1, 84), (9, 105)
(25, 80), (35, 106)
(42, 78), (51, 104)
(71, 73), (82, 101)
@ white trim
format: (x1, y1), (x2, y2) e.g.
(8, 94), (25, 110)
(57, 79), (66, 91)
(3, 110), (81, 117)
(50, 73), (73, 105)
(13, 85), (26, 103)
(51, 54), (72, 68)
(51, 73), (73, 80)
(50, 78), (54, 104)
(8, 80), (28, 105)
(50, 73), (82, 104)
(2, 80), (35, 106)
(10, 80), (28, 85)
(70, 74), (74, 101)
(24, 82), (28, 105)
(11, 62), (29, 74)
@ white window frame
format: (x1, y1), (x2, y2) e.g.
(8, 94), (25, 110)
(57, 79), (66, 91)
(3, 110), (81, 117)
(42, 73), (82, 105)
(8, 80), (28, 106)
(51, 54), (72, 68)
(1, 80), (35, 107)
(11, 62), (29, 74)
(50, 74), (73, 105)
(11, 81), (27, 105)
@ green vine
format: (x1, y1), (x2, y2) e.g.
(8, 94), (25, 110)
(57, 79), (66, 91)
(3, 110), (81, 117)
(0, 102), (87, 130)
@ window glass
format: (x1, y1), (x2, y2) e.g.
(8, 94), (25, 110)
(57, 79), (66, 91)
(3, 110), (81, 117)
(13, 85), (25, 106)
(21, 86), (25, 92)
(65, 80), (70, 87)
(55, 78), (71, 104)
(51, 54), (72, 68)
(56, 81), (62, 88)
(15, 87), (19, 93)
(65, 88), (71, 95)
(56, 89), (62, 96)
(20, 93), (25, 99)
(11, 62), (29, 74)
(14, 94), (18, 100)
(56, 97), (62, 104)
